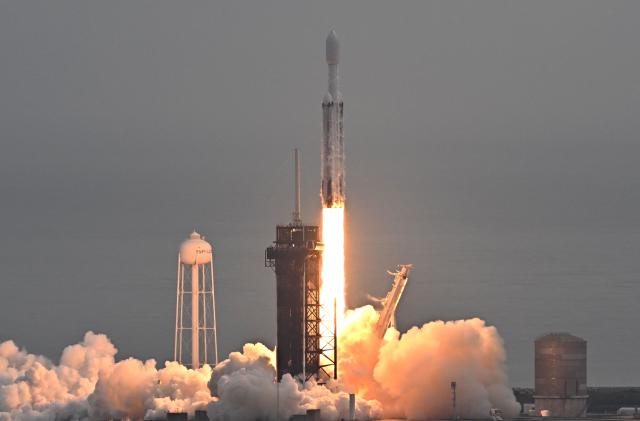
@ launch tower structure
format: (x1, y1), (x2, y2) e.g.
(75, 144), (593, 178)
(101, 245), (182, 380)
(174, 231), (219, 369)
(266, 150), (337, 381)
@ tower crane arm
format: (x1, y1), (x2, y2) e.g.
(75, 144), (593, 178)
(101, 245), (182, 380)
(375, 264), (412, 338)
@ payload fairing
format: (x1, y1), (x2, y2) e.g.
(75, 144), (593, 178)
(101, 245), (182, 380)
(321, 31), (345, 208)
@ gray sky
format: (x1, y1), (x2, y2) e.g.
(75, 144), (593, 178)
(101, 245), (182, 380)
(1, 1), (639, 386)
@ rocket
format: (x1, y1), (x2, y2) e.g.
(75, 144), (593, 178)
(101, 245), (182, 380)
(321, 30), (345, 208)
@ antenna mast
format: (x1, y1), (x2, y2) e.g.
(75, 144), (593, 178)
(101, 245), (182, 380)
(292, 148), (302, 224)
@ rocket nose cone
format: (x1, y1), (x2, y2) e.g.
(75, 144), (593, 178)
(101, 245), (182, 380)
(326, 30), (339, 65)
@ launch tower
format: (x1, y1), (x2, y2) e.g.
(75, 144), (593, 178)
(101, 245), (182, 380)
(266, 150), (336, 381)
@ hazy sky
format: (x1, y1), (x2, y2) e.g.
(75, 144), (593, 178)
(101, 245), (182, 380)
(1, 1), (639, 387)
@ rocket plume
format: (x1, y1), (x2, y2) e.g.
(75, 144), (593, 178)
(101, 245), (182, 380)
(320, 31), (347, 353)
(320, 206), (346, 377)
(321, 208), (346, 324)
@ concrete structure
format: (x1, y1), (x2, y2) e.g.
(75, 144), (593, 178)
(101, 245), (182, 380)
(149, 410), (209, 421)
(290, 409), (321, 421)
(534, 333), (588, 417)
(193, 410), (209, 421)
(174, 231), (218, 369)
(166, 413), (187, 421)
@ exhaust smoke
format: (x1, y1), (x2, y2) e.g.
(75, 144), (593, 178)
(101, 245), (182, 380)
(340, 306), (520, 420)
(1, 306), (518, 420)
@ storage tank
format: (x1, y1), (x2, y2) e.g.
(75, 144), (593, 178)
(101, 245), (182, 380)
(179, 231), (212, 265)
(534, 333), (588, 417)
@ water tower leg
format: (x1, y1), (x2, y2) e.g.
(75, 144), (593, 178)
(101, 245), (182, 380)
(201, 264), (207, 365)
(211, 261), (219, 365)
(192, 263), (199, 369)
(174, 255), (181, 361)
(179, 265), (185, 362)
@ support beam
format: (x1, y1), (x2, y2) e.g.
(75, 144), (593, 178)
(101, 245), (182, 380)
(191, 262), (199, 369)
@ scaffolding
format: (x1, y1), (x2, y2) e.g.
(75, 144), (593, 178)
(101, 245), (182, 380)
(303, 254), (337, 382)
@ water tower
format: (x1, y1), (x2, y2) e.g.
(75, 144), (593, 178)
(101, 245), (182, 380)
(174, 231), (218, 368)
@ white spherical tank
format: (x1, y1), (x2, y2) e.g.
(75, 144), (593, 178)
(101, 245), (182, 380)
(179, 231), (212, 265)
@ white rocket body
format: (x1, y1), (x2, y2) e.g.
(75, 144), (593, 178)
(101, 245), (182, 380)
(321, 30), (345, 208)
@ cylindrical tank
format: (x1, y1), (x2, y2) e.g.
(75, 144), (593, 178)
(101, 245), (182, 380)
(179, 231), (212, 265)
(535, 333), (587, 397)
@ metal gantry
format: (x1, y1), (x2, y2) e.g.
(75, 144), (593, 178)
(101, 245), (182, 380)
(265, 149), (337, 383)
(303, 254), (337, 382)
(266, 225), (328, 381)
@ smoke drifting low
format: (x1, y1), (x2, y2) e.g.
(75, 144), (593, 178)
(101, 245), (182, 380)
(340, 306), (520, 420)
(0, 308), (518, 420)
(0, 332), (214, 420)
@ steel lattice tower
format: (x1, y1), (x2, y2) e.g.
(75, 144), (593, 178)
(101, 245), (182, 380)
(265, 150), (336, 381)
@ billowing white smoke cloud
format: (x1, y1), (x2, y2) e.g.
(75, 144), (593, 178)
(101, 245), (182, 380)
(206, 343), (381, 420)
(0, 332), (214, 420)
(339, 305), (521, 420)
(0, 333), (380, 420)
(0, 307), (518, 420)
(0, 331), (116, 420)
(88, 358), (213, 420)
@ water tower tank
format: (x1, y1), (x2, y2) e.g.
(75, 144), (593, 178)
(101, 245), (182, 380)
(179, 231), (212, 265)
(534, 333), (588, 417)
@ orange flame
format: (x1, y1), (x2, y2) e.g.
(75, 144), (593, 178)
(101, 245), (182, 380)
(321, 207), (346, 331)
